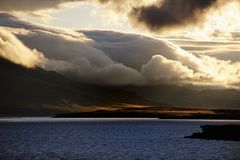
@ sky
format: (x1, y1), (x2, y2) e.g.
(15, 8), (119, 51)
(1, 0), (240, 88)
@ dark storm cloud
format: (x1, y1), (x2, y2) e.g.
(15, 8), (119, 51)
(130, 0), (218, 32)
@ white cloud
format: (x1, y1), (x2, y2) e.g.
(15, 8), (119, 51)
(0, 27), (46, 68)
(141, 55), (194, 83)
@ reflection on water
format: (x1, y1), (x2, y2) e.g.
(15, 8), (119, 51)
(0, 118), (240, 160)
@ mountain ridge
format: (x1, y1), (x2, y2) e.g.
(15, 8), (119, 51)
(1, 57), (240, 117)
(0, 58), (163, 116)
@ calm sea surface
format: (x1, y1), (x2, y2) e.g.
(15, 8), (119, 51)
(0, 118), (240, 160)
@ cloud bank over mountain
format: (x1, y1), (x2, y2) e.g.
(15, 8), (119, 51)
(0, 13), (145, 85)
(1, 13), (240, 88)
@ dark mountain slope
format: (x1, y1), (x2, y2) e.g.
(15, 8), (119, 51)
(0, 58), (161, 116)
(123, 85), (240, 109)
(1, 57), (240, 117)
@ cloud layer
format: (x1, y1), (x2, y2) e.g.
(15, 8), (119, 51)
(1, 0), (238, 35)
(0, 13), (144, 85)
(1, 13), (240, 88)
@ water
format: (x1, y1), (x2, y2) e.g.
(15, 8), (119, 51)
(0, 118), (240, 160)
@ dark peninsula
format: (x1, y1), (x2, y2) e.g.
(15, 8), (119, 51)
(185, 125), (240, 141)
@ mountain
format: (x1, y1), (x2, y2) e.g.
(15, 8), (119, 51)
(0, 58), (161, 116)
(123, 85), (240, 109)
(1, 57), (240, 117)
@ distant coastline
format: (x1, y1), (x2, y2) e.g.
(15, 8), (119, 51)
(54, 107), (240, 119)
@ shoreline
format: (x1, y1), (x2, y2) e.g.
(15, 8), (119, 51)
(1, 117), (240, 123)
